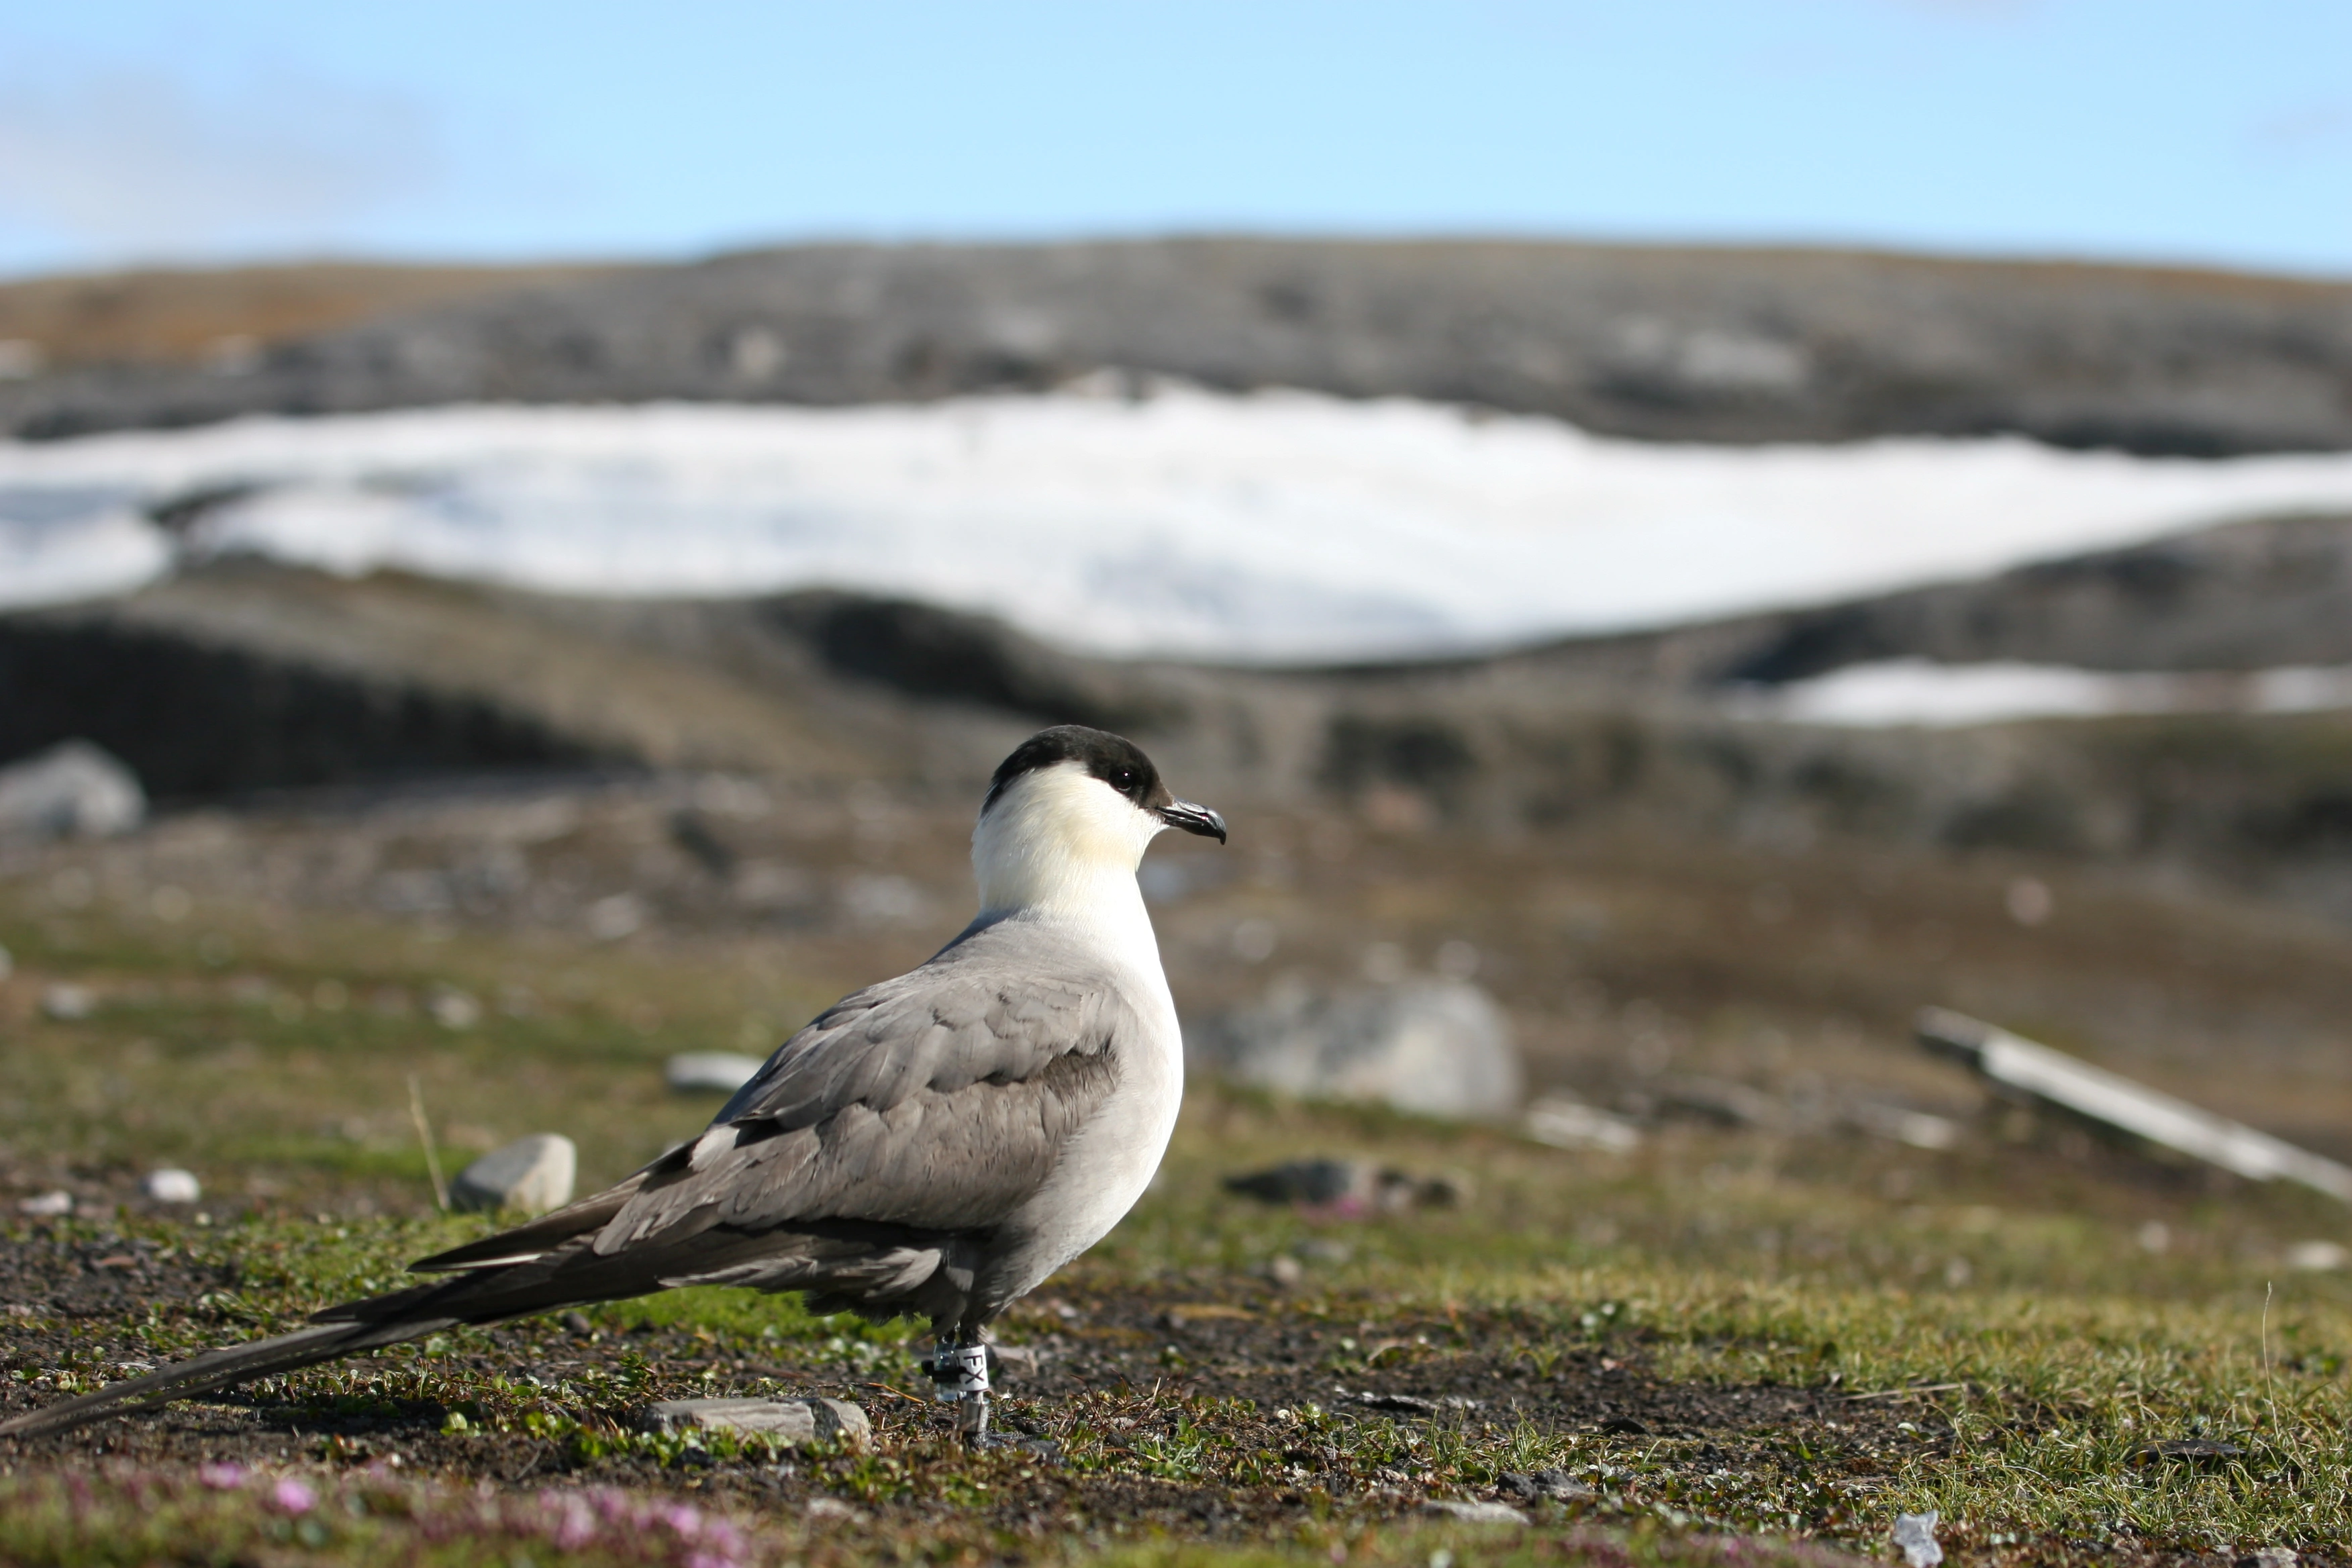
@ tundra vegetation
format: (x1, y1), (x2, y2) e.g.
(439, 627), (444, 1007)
(1, 816), (2346, 1568)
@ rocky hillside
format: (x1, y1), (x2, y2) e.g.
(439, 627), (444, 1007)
(6, 240), (2349, 454)
(9, 516), (2352, 920)
(1381, 509), (2352, 689)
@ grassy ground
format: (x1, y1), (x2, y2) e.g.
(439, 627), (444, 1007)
(1, 842), (2347, 1567)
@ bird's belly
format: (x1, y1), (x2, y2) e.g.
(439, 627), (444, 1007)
(984, 1036), (1181, 1306)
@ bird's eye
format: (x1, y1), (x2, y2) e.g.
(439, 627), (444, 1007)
(1113, 769), (1137, 791)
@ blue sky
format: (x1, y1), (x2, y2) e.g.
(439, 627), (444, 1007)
(0, 1), (2346, 280)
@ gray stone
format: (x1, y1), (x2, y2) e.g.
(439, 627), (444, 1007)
(0, 742), (144, 840)
(1222, 1158), (1463, 1212)
(1920, 1008), (2352, 1202)
(636, 1397), (871, 1451)
(142, 1168), (201, 1204)
(1422, 1499), (1530, 1525)
(449, 1134), (576, 1215)
(1894, 1511), (1943, 1568)
(1524, 1097), (1643, 1153)
(1187, 979), (1522, 1120)
(40, 983), (95, 1021)
(1496, 1469), (1597, 1504)
(666, 1052), (767, 1094)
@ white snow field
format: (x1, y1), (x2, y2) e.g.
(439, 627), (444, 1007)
(9, 385), (2352, 664)
(1736, 660), (2352, 728)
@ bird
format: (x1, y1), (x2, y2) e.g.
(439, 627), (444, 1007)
(0, 724), (1225, 1446)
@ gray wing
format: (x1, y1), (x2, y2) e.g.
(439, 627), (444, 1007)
(589, 917), (1135, 1255)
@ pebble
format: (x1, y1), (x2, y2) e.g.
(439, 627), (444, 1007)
(1189, 978), (1524, 1120)
(636, 1397), (871, 1451)
(1894, 1511), (1943, 1568)
(144, 1169), (203, 1204)
(1422, 1500), (1529, 1525)
(0, 741), (146, 840)
(450, 1134), (577, 1215)
(17, 1190), (72, 1218)
(805, 1496), (869, 1523)
(1496, 1469), (1596, 1504)
(40, 983), (95, 1021)
(1222, 1157), (1464, 1213)
(666, 1052), (767, 1093)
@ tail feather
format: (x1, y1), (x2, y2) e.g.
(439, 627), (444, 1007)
(1, 1214), (946, 1440)
(1, 1231), (718, 1441)
(0, 1315), (456, 1441)
(407, 1175), (644, 1275)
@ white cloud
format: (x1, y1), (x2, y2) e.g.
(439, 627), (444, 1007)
(0, 64), (438, 256)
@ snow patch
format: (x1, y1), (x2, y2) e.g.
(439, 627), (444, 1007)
(1739, 658), (2352, 728)
(9, 389), (2352, 661)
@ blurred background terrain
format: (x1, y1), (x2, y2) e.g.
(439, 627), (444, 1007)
(5, 236), (2351, 1176)
(3, 5), (2351, 1558)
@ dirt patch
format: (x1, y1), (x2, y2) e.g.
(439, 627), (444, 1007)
(0, 1224), (1939, 1534)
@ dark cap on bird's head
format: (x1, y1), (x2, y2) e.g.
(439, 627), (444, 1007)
(984, 726), (1226, 841)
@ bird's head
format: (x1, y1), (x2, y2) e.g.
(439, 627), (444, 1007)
(973, 726), (1225, 918)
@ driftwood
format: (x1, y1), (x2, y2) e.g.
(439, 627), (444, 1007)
(1916, 1008), (2352, 1204)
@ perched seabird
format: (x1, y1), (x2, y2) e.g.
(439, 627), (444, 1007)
(0, 725), (1224, 1445)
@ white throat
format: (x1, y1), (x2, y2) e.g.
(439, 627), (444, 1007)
(973, 762), (1164, 953)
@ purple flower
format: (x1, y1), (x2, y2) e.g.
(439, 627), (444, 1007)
(197, 1463), (248, 1491)
(270, 1477), (317, 1514)
(687, 1553), (744, 1568)
(542, 1491), (600, 1549)
(659, 1502), (703, 1538)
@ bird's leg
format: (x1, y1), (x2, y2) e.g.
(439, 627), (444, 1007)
(926, 1338), (991, 1443)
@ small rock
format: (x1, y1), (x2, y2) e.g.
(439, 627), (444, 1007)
(450, 1134), (577, 1215)
(144, 1169), (202, 1204)
(1222, 1158), (1461, 1214)
(586, 893), (646, 941)
(638, 1397), (871, 1451)
(1226, 1157), (1362, 1206)
(17, 1190), (72, 1218)
(667, 1052), (767, 1094)
(1422, 1500), (1529, 1525)
(1653, 1075), (1783, 1129)
(2237, 1550), (2297, 1568)
(1496, 1469), (1596, 1504)
(560, 1310), (595, 1338)
(427, 988), (481, 1030)
(0, 741), (146, 840)
(1894, 1510), (1943, 1568)
(805, 1495), (869, 1522)
(2134, 1438), (2245, 1463)
(41, 983), (95, 1021)
(1524, 1097), (1643, 1153)
(1187, 979), (1523, 1119)
(1357, 1391), (1480, 1416)
(1599, 1416), (1651, 1435)
(1849, 1101), (1963, 1150)
(2285, 1240), (2346, 1272)
(987, 1343), (1046, 1380)
(1263, 1255), (1306, 1288)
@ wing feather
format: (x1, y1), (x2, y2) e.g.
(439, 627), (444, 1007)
(594, 918), (1134, 1258)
